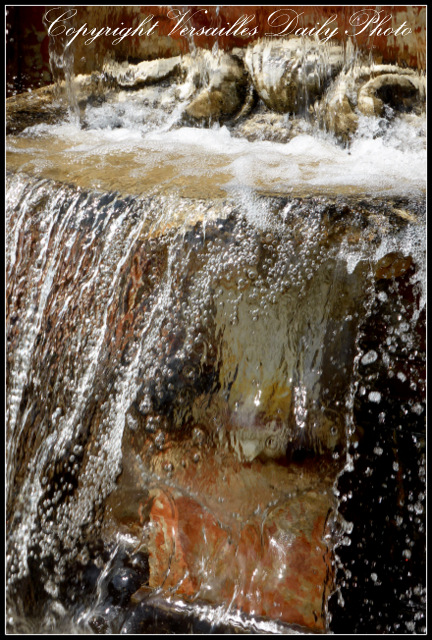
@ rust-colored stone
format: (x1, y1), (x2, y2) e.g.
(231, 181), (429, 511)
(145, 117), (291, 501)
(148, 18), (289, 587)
(375, 252), (413, 280)
(143, 438), (335, 631)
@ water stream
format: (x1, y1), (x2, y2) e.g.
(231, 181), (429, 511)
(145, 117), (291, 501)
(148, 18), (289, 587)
(6, 31), (426, 634)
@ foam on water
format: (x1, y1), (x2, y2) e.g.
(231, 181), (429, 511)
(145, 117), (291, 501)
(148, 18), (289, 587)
(6, 99), (426, 198)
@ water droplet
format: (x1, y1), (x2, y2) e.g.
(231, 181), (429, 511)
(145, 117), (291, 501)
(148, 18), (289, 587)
(192, 427), (205, 446)
(411, 402), (424, 415)
(374, 446), (383, 456)
(368, 391), (381, 403)
(154, 432), (165, 450)
(361, 350), (378, 365)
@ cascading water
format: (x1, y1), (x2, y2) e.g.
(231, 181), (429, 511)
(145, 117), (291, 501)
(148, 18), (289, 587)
(6, 13), (426, 635)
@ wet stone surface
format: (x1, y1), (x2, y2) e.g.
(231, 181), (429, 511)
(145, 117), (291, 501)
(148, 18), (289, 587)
(328, 256), (426, 633)
(6, 164), (425, 634)
(5, 22), (427, 634)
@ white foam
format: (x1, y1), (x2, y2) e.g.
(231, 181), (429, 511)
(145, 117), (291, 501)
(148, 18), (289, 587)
(11, 104), (426, 197)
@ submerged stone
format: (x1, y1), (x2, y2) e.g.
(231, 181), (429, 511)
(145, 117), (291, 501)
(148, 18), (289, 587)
(141, 447), (335, 631)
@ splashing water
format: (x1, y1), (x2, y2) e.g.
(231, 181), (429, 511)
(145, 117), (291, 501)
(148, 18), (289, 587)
(6, 39), (425, 634)
(6, 100), (426, 199)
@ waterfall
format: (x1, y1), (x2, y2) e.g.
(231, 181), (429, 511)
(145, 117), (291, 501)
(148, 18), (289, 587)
(6, 14), (426, 634)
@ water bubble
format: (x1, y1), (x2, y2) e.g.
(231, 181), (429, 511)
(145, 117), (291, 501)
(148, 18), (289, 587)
(192, 427), (205, 446)
(411, 402), (424, 415)
(414, 502), (423, 515)
(145, 418), (157, 434)
(405, 621), (415, 631)
(368, 391), (381, 403)
(341, 536), (351, 546)
(154, 432), (165, 451)
(343, 520), (354, 535)
(361, 350), (378, 365)
(373, 446), (383, 456)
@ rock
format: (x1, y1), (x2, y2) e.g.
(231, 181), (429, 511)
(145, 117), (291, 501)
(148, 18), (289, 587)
(318, 64), (425, 141)
(6, 7), (426, 99)
(230, 108), (313, 143)
(144, 446), (335, 631)
(6, 85), (67, 135)
(318, 73), (359, 142)
(103, 56), (183, 88)
(357, 73), (421, 117)
(374, 252), (413, 280)
(229, 81), (257, 123)
(244, 38), (344, 114)
(184, 51), (248, 122)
